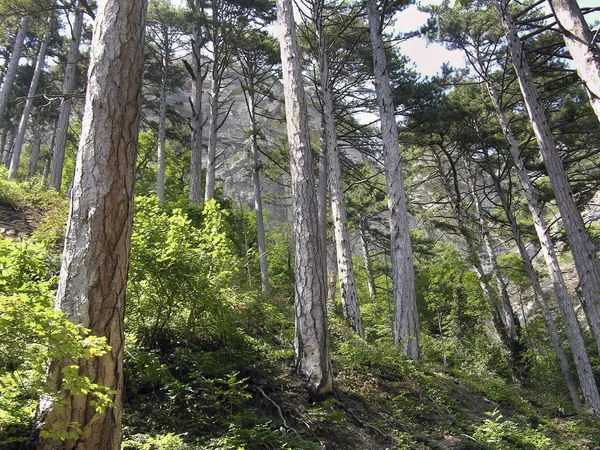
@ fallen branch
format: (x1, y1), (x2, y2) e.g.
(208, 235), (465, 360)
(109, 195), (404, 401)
(256, 386), (298, 434)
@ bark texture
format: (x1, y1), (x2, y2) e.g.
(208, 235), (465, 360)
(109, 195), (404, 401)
(488, 166), (582, 409)
(28, 133), (42, 178)
(359, 219), (376, 299)
(204, 73), (218, 201)
(9, 31), (48, 179)
(316, 9), (362, 336)
(496, 0), (600, 360)
(0, 16), (29, 134)
(188, 0), (204, 205)
(549, 0), (600, 123)
(277, 0), (333, 397)
(50, 3), (84, 191)
(156, 49), (169, 202)
(36, 0), (147, 447)
(484, 77), (600, 415)
(366, 0), (420, 358)
(248, 94), (270, 292)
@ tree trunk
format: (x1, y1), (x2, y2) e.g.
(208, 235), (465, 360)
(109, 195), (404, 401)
(468, 171), (519, 343)
(490, 169), (584, 409)
(28, 133), (42, 179)
(0, 126), (8, 164)
(188, 0), (204, 205)
(35, 0), (147, 447)
(3, 125), (16, 167)
(205, 72), (218, 201)
(435, 153), (515, 365)
(359, 218), (376, 299)
(204, 18), (220, 202)
(156, 54), (169, 202)
(248, 94), (270, 293)
(317, 15), (362, 337)
(277, 0), (333, 397)
(366, 0), (420, 358)
(9, 31), (49, 179)
(0, 16), (29, 134)
(50, 3), (84, 192)
(496, 0), (600, 356)
(484, 76), (600, 416)
(317, 118), (328, 287)
(549, 0), (600, 123)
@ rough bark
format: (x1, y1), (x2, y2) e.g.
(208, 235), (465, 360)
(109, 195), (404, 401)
(3, 126), (16, 167)
(489, 167), (583, 409)
(484, 77), (600, 416)
(434, 153), (513, 361)
(277, 0), (333, 397)
(317, 9), (362, 336)
(204, 72), (218, 201)
(317, 119), (328, 286)
(188, 0), (204, 205)
(156, 53), (169, 202)
(35, 0), (147, 447)
(248, 93), (270, 293)
(549, 0), (600, 123)
(9, 31), (48, 179)
(366, 0), (420, 358)
(50, 3), (84, 192)
(0, 16), (29, 134)
(468, 172), (519, 343)
(359, 218), (376, 299)
(28, 133), (42, 179)
(496, 0), (600, 356)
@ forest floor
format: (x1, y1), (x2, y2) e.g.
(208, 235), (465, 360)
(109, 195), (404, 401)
(1, 184), (599, 450)
(0, 202), (36, 239)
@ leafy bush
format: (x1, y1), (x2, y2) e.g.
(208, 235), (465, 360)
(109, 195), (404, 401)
(473, 410), (552, 449)
(127, 197), (241, 347)
(0, 239), (111, 445)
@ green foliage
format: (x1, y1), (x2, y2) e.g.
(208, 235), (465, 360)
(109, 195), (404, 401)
(128, 197), (241, 347)
(0, 239), (110, 444)
(415, 241), (506, 376)
(473, 409), (552, 449)
(0, 167), (69, 245)
(265, 221), (294, 291)
(123, 433), (189, 450)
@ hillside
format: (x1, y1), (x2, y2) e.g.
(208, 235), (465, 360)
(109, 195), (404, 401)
(1, 177), (599, 450)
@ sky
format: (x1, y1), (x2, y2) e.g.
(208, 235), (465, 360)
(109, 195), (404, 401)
(394, 0), (465, 78)
(171, 0), (599, 78)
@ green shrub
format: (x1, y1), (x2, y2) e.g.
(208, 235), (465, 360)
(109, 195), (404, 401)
(0, 239), (111, 444)
(473, 410), (553, 449)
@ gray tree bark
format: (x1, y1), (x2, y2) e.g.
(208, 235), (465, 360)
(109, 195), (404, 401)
(156, 55), (168, 202)
(204, 72), (218, 201)
(484, 76), (600, 416)
(366, 0), (420, 358)
(9, 30), (49, 179)
(35, 0), (148, 447)
(359, 218), (376, 299)
(28, 133), (42, 179)
(277, 0), (333, 397)
(188, 0), (204, 205)
(489, 169), (584, 410)
(316, 5), (362, 336)
(468, 170), (519, 343)
(247, 93), (270, 293)
(548, 0), (600, 123)
(50, 3), (84, 192)
(317, 119), (328, 286)
(3, 126), (16, 168)
(0, 16), (29, 134)
(434, 152), (514, 361)
(496, 0), (600, 356)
